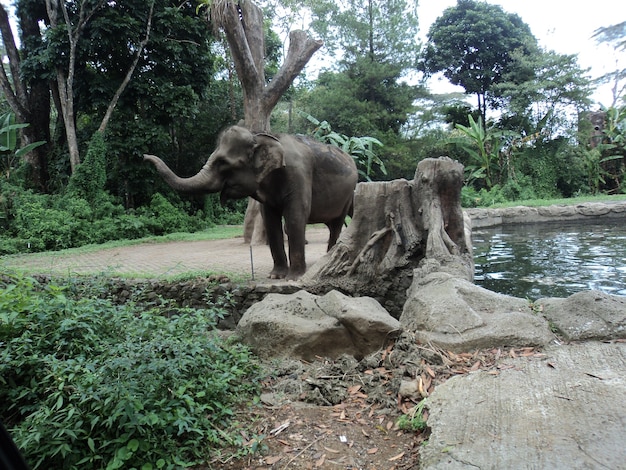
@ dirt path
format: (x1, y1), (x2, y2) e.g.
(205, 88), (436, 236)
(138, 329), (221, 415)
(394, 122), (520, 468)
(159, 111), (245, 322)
(1, 227), (331, 279)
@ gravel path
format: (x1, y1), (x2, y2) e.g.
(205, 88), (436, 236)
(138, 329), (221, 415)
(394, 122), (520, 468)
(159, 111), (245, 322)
(1, 227), (331, 279)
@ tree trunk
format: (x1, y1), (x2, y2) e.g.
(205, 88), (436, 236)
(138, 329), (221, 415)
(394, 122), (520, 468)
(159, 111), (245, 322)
(0, 2), (50, 191)
(302, 157), (473, 318)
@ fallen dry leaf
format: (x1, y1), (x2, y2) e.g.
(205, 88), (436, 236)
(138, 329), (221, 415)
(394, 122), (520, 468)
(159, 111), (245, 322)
(367, 447), (379, 454)
(323, 446), (340, 454)
(315, 454), (326, 467)
(388, 451), (405, 461)
(264, 455), (282, 465)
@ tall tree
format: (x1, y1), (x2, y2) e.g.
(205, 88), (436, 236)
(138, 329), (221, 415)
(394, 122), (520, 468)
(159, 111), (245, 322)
(297, 0), (421, 137)
(44, 0), (154, 172)
(306, 0), (419, 68)
(493, 49), (593, 138)
(592, 21), (626, 107)
(0, 2), (50, 190)
(420, 0), (538, 123)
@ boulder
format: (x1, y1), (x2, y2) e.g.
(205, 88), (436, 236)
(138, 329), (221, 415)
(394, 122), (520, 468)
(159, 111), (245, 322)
(537, 290), (626, 341)
(400, 272), (554, 351)
(236, 290), (401, 361)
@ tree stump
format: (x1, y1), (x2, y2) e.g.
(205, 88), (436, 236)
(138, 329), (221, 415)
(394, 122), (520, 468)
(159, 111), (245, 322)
(243, 199), (266, 245)
(302, 157), (473, 318)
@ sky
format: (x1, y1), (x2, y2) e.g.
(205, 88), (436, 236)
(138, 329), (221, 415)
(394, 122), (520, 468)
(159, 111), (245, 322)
(418, 0), (626, 107)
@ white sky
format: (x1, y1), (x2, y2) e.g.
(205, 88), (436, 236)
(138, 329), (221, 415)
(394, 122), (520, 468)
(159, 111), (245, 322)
(418, 0), (626, 107)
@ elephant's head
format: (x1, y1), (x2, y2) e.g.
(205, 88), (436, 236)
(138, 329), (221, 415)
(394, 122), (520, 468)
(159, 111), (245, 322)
(144, 125), (285, 203)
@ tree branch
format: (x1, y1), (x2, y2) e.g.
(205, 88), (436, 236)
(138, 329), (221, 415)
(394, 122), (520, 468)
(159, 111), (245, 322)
(263, 30), (323, 111)
(98, 1), (155, 133)
(0, 4), (29, 119)
(220, 2), (262, 95)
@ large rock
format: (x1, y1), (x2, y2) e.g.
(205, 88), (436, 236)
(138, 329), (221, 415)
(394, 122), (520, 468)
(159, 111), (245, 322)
(538, 290), (626, 341)
(236, 290), (401, 361)
(421, 342), (626, 470)
(400, 272), (554, 351)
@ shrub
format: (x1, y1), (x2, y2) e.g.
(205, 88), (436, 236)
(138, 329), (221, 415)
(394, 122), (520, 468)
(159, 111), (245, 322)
(140, 193), (205, 235)
(66, 132), (108, 204)
(0, 274), (260, 469)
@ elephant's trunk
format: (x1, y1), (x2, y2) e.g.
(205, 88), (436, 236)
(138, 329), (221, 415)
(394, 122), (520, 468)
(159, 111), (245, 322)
(143, 154), (221, 194)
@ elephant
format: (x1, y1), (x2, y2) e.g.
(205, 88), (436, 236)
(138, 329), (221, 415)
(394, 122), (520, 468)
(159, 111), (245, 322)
(144, 125), (358, 280)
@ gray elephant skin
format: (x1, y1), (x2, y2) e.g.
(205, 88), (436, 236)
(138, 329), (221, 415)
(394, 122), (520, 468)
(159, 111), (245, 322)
(144, 125), (358, 280)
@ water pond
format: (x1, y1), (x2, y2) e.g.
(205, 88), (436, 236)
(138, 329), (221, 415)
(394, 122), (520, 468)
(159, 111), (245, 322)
(472, 218), (626, 299)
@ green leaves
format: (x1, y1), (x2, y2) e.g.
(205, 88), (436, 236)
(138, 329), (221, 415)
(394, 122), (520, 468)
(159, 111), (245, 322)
(0, 273), (260, 469)
(448, 115), (518, 189)
(302, 113), (386, 180)
(0, 113), (46, 180)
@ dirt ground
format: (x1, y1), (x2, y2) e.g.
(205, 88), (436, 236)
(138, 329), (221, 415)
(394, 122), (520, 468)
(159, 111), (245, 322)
(0, 227), (333, 279)
(208, 333), (545, 470)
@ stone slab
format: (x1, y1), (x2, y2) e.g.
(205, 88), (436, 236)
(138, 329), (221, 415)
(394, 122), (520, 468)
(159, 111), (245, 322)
(538, 290), (626, 341)
(421, 342), (626, 470)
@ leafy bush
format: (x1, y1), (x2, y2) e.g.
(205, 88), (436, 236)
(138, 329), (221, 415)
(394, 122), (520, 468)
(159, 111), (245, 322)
(0, 180), (211, 254)
(139, 193), (205, 235)
(0, 274), (260, 469)
(461, 185), (507, 208)
(66, 132), (108, 204)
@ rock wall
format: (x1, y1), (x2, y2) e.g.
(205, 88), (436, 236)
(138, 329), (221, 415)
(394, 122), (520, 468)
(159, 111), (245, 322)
(467, 200), (626, 228)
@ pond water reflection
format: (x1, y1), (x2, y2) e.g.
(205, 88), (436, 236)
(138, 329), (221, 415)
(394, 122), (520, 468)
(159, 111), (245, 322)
(472, 219), (626, 299)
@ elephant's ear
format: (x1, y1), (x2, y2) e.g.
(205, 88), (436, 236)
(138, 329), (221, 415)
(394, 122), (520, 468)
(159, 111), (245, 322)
(252, 133), (285, 183)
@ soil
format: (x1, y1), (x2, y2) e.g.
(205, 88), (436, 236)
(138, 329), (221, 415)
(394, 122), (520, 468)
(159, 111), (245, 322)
(208, 332), (544, 470)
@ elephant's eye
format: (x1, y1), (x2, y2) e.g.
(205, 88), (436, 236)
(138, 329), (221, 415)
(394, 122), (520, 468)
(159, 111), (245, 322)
(213, 156), (227, 169)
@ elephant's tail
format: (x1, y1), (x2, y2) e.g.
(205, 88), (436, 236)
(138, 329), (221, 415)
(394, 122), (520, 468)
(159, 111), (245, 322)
(345, 198), (354, 226)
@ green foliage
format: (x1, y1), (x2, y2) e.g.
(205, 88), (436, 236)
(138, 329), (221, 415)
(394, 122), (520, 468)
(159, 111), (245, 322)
(493, 50), (593, 137)
(580, 147), (623, 194)
(306, 0), (419, 67)
(461, 185), (507, 208)
(0, 113), (46, 181)
(448, 115), (517, 189)
(67, 132), (108, 203)
(300, 58), (420, 139)
(0, 182), (207, 255)
(0, 273), (260, 469)
(396, 400), (428, 432)
(301, 113), (386, 180)
(140, 193), (205, 235)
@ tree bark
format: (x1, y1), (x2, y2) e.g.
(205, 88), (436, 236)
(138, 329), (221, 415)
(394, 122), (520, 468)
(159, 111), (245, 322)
(218, 2), (322, 132)
(0, 3), (51, 191)
(302, 157), (473, 318)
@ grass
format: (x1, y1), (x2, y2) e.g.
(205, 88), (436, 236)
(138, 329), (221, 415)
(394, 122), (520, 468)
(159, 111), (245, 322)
(483, 193), (626, 209)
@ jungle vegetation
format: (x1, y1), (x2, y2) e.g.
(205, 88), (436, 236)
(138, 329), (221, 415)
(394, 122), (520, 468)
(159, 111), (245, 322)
(1, 1), (626, 467)
(0, 0), (624, 256)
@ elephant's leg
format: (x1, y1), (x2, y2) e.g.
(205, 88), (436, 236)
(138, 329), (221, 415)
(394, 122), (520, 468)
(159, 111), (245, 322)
(263, 207), (289, 279)
(284, 217), (307, 280)
(325, 217), (345, 251)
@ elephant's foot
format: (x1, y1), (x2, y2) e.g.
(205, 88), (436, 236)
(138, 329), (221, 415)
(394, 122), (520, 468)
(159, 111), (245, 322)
(268, 266), (288, 279)
(286, 265), (306, 281)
